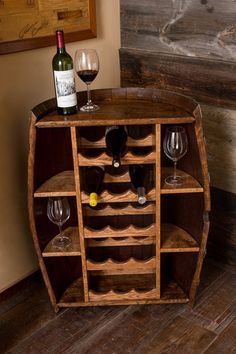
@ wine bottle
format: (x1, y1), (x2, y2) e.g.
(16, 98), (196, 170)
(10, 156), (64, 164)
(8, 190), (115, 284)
(129, 165), (149, 204)
(83, 166), (105, 207)
(105, 126), (127, 168)
(52, 30), (77, 115)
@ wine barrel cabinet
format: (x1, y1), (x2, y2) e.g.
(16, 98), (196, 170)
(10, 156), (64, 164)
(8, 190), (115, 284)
(28, 88), (210, 312)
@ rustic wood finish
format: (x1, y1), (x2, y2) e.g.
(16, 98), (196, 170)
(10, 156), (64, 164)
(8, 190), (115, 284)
(28, 88), (210, 310)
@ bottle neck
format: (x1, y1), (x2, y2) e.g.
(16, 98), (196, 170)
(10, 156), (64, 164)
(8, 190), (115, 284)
(56, 30), (66, 53)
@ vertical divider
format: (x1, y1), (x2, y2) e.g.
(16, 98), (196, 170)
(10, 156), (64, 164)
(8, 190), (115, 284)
(70, 127), (89, 302)
(155, 124), (161, 297)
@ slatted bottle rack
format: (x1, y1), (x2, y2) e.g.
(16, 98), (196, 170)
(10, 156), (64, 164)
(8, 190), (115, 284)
(28, 88), (210, 312)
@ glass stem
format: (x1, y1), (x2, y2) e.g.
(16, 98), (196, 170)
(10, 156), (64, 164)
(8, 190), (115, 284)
(87, 84), (92, 105)
(58, 224), (62, 240)
(173, 161), (177, 180)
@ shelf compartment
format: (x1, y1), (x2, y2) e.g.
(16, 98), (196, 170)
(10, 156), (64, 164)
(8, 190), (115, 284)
(86, 257), (156, 274)
(42, 227), (81, 257)
(58, 277), (84, 305)
(81, 188), (156, 204)
(78, 150), (156, 166)
(58, 276), (188, 305)
(34, 171), (76, 197)
(84, 223), (156, 239)
(84, 203), (156, 217)
(161, 168), (203, 194)
(161, 223), (199, 253)
(87, 236), (155, 247)
(89, 273), (157, 301)
(161, 279), (189, 302)
(77, 134), (155, 148)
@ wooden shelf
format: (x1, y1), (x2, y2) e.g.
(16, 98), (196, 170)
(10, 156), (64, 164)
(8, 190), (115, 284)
(86, 257), (156, 274)
(42, 227), (81, 257)
(87, 236), (155, 247)
(161, 223), (199, 253)
(57, 275), (188, 306)
(78, 150), (156, 166)
(78, 134), (155, 148)
(34, 171), (76, 197)
(81, 188), (156, 204)
(161, 168), (203, 194)
(59, 277), (84, 305)
(84, 224), (156, 239)
(84, 203), (156, 217)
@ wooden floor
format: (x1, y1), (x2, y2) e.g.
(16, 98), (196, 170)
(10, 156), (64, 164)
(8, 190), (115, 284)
(1, 257), (236, 354)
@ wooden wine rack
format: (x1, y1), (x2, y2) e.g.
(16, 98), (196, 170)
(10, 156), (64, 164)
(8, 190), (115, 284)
(28, 88), (210, 312)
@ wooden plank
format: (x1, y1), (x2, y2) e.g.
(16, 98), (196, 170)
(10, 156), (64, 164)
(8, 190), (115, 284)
(78, 134), (155, 148)
(161, 167), (204, 194)
(70, 127), (89, 302)
(161, 223), (199, 252)
(84, 203), (156, 216)
(34, 170), (76, 197)
(84, 223), (156, 238)
(78, 150), (156, 166)
(87, 236), (155, 248)
(205, 318), (236, 353)
(81, 188), (156, 204)
(42, 227), (81, 257)
(120, 48), (236, 109)
(155, 124), (161, 298)
(86, 257), (156, 272)
(121, 0), (236, 61)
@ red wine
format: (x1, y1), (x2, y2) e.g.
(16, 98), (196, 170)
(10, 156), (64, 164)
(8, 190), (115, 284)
(52, 30), (77, 115)
(77, 70), (98, 84)
(83, 166), (105, 207)
(105, 126), (127, 168)
(129, 165), (150, 204)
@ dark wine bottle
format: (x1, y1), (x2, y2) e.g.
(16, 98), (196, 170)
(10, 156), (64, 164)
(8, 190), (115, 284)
(83, 166), (105, 207)
(105, 126), (127, 168)
(52, 30), (77, 115)
(129, 165), (149, 204)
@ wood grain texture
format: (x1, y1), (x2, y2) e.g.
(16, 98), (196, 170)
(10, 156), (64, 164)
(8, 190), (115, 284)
(121, 0), (236, 60)
(120, 48), (236, 109)
(120, 0), (236, 108)
(42, 227), (81, 257)
(3, 260), (234, 353)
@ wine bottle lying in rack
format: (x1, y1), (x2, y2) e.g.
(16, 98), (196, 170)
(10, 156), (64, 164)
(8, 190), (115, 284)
(105, 126), (127, 168)
(83, 166), (105, 207)
(129, 165), (151, 205)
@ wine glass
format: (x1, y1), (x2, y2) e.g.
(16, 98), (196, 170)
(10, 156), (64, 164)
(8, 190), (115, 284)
(74, 49), (99, 112)
(163, 126), (188, 185)
(47, 197), (71, 249)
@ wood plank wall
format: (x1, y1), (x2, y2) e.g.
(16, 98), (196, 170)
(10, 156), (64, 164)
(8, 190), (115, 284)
(120, 0), (236, 269)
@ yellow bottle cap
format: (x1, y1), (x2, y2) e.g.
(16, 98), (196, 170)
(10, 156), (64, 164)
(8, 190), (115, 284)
(89, 192), (98, 207)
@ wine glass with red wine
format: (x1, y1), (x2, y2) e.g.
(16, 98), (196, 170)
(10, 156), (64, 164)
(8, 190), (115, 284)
(74, 49), (99, 112)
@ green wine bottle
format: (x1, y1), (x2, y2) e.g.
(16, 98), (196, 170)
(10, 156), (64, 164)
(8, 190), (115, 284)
(52, 30), (77, 115)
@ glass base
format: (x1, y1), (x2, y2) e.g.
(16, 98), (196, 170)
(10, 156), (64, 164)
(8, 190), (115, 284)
(52, 236), (71, 249)
(165, 175), (184, 186)
(80, 103), (99, 112)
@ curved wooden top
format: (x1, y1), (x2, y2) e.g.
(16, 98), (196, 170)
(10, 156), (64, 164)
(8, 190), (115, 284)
(31, 87), (200, 127)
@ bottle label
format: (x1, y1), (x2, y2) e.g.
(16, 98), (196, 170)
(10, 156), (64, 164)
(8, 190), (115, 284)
(54, 70), (77, 108)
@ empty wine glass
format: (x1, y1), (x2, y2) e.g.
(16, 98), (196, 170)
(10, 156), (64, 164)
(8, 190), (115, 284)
(47, 197), (71, 249)
(163, 126), (188, 185)
(74, 49), (99, 112)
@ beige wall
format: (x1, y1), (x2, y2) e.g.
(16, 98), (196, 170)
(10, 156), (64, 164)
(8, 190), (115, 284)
(0, 0), (121, 293)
